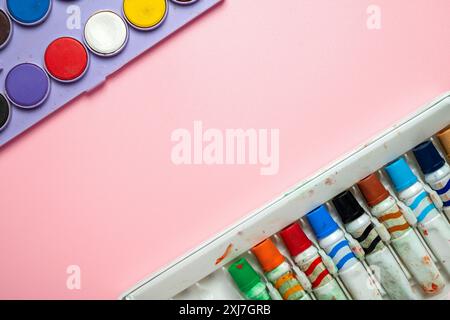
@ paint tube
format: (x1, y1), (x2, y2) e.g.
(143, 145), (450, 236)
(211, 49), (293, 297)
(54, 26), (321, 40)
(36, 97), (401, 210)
(332, 190), (417, 299)
(307, 205), (382, 300)
(358, 173), (445, 294)
(437, 126), (450, 161)
(228, 258), (272, 300)
(280, 223), (347, 300)
(385, 157), (450, 276)
(252, 239), (311, 300)
(413, 141), (450, 220)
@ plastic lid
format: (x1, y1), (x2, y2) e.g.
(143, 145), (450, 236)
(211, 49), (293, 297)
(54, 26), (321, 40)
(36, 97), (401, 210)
(437, 126), (450, 157)
(413, 141), (445, 174)
(228, 258), (262, 293)
(357, 173), (390, 207)
(251, 239), (285, 272)
(384, 157), (418, 192)
(306, 205), (339, 240)
(279, 223), (313, 257)
(332, 190), (365, 224)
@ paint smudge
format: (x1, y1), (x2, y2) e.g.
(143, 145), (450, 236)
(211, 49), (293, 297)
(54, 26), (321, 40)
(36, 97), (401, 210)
(215, 244), (233, 265)
(422, 282), (440, 294)
(422, 228), (429, 236)
(422, 256), (431, 265)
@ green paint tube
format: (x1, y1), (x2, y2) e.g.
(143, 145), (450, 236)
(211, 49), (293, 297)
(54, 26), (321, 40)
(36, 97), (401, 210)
(228, 258), (271, 300)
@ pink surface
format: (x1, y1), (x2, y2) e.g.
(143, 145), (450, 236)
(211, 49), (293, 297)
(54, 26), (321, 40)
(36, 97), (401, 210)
(1, 0), (450, 299)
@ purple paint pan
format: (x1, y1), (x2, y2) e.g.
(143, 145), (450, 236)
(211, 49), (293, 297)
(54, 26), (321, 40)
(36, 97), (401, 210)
(0, 0), (223, 147)
(5, 63), (50, 109)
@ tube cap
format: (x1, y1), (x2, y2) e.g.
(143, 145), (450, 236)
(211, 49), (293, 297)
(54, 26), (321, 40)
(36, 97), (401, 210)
(357, 173), (390, 207)
(384, 157), (418, 192)
(279, 223), (313, 257)
(251, 239), (285, 272)
(228, 258), (261, 293)
(332, 190), (365, 224)
(306, 205), (339, 240)
(437, 126), (450, 158)
(413, 141), (445, 174)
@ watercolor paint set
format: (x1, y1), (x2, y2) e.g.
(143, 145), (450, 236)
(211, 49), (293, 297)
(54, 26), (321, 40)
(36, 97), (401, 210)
(0, 0), (222, 147)
(122, 92), (450, 300)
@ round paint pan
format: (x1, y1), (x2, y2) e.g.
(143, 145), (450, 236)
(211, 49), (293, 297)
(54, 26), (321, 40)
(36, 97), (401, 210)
(170, 0), (199, 5)
(5, 63), (51, 109)
(44, 37), (89, 83)
(122, 0), (168, 31)
(0, 9), (12, 50)
(84, 10), (129, 57)
(0, 93), (11, 131)
(6, 0), (52, 26)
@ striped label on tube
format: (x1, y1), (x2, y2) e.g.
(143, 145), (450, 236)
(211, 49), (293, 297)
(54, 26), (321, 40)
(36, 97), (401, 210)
(406, 191), (439, 223)
(354, 224), (384, 255)
(266, 262), (307, 300)
(328, 240), (356, 270)
(274, 273), (303, 300)
(302, 257), (332, 289)
(433, 176), (450, 208)
(377, 206), (410, 238)
(246, 283), (272, 300)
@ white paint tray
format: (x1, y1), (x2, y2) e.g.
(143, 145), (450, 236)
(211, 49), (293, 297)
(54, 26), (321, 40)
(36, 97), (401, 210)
(122, 92), (450, 300)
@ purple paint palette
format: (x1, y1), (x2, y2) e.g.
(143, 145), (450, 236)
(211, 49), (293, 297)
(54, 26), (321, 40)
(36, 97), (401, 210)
(0, 0), (222, 147)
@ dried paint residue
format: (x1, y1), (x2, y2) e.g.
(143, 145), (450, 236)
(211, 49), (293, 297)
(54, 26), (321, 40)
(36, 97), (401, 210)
(215, 244), (233, 265)
(422, 282), (440, 294)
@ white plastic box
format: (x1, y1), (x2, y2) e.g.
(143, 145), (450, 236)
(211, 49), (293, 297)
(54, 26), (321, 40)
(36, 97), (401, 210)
(122, 92), (450, 300)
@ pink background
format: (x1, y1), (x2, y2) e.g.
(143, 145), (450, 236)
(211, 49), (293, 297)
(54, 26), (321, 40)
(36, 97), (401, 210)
(1, 0), (450, 299)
